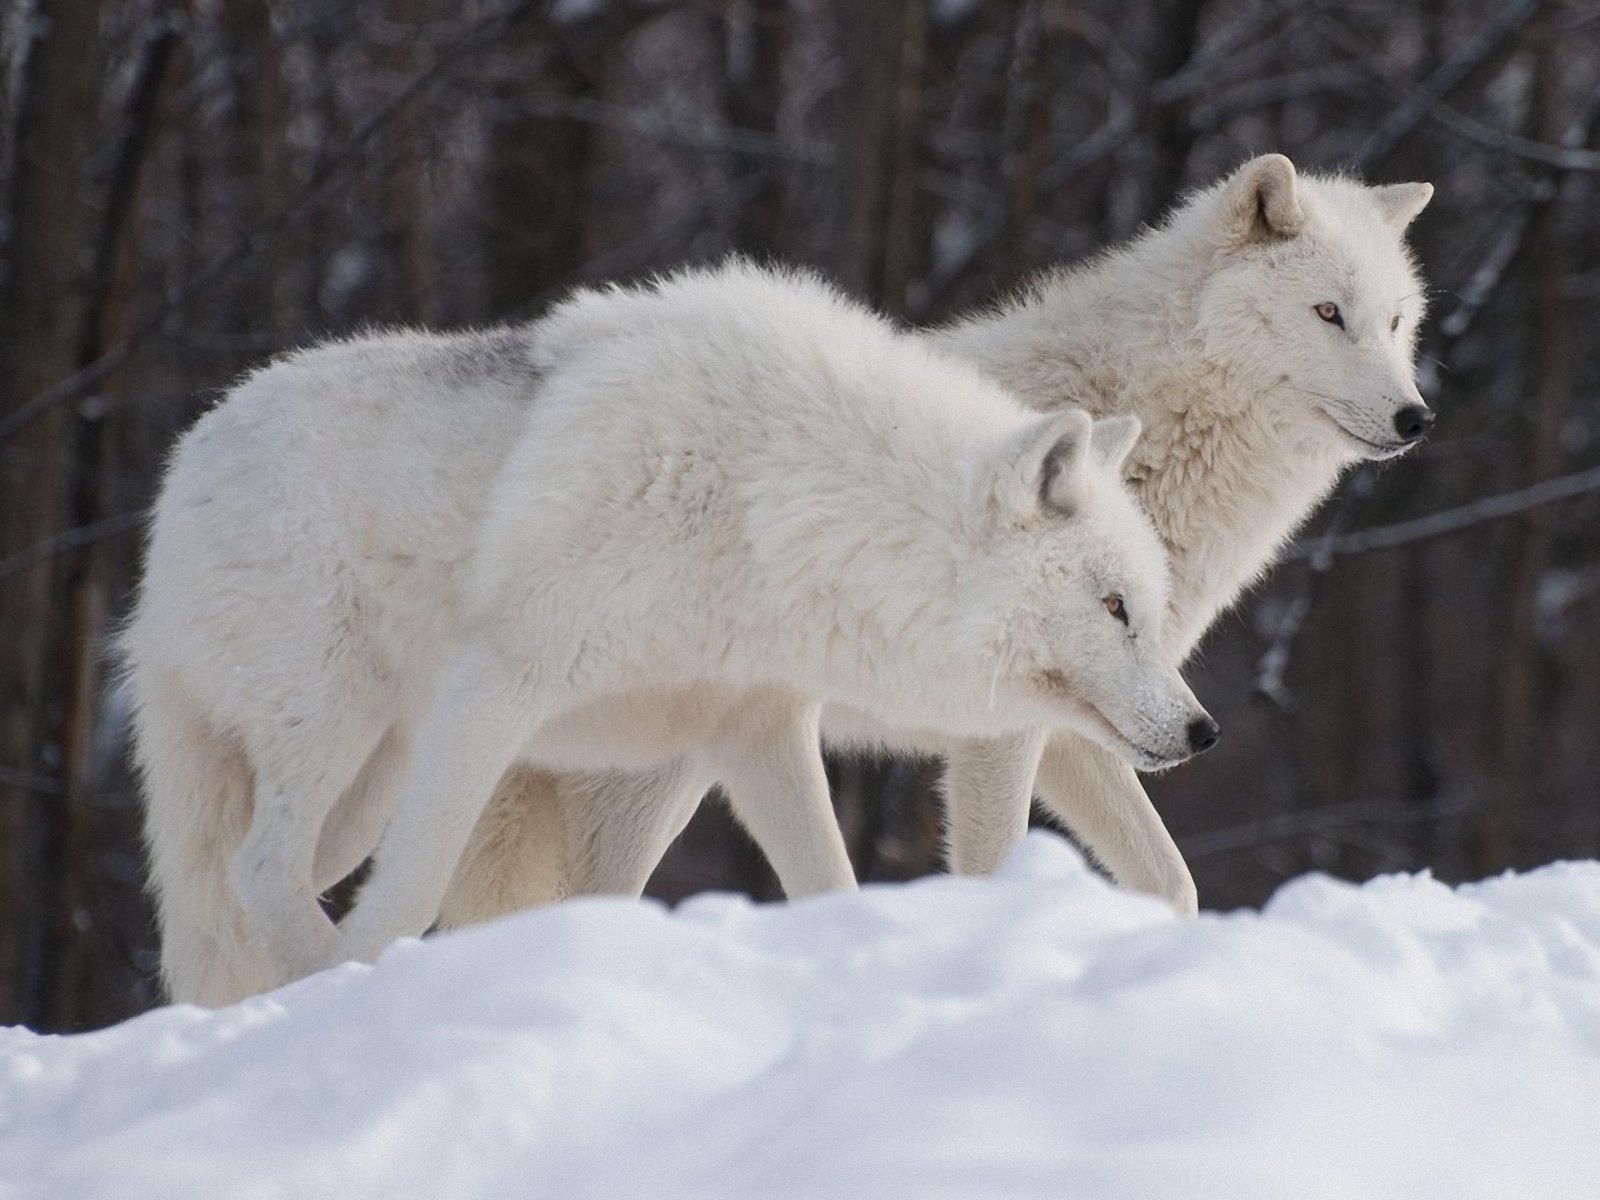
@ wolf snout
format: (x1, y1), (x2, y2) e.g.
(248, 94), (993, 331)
(1186, 715), (1220, 755)
(1393, 403), (1435, 443)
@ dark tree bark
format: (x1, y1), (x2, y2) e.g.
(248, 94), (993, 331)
(717, 0), (790, 258)
(0, 0), (110, 1029)
(830, 0), (928, 309)
(1472, 29), (1594, 875)
(484, 23), (596, 315)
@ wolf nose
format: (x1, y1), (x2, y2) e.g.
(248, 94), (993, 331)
(1186, 716), (1220, 755)
(1394, 404), (1435, 442)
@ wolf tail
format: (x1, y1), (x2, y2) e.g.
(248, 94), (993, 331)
(125, 664), (278, 1006)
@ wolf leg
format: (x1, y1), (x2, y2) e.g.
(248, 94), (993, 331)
(940, 728), (1049, 874)
(312, 726), (409, 894)
(435, 765), (571, 929)
(230, 712), (389, 984)
(564, 760), (716, 896)
(1033, 730), (1197, 916)
(437, 760), (715, 930)
(337, 642), (564, 965)
(712, 693), (856, 898)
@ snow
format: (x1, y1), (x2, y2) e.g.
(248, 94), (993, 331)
(4, 834), (1599, 1199)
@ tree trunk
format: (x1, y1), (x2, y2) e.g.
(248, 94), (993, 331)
(485, 26), (595, 315)
(0, 0), (108, 1029)
(717, 0), (790, 258)
(1472, 37), (1579, 875)
(830, 0), (927, 310)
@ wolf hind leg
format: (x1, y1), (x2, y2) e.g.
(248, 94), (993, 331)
(230, 710), (390, 983)
(564, 759), (716, 896)
(312, 726), (410, 894)
(436, 765), (572, 929)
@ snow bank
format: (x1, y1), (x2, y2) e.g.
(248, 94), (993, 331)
(3, 834), (1599, 1199)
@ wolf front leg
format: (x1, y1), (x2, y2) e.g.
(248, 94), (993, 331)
(940, 729), (1050, 875)
(1033, 730), (1197, 916)
(712, 692), (857, 898)
(336, 642), (559, 966)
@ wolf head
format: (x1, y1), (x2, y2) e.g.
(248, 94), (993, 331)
(981, 409), (1217, 771)
(1192, 153), (1435, 459)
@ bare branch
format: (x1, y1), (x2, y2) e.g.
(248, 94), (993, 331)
(0, 511), (144, 586)
(1421, 104), (1600, 173)
(1252, 468), (1378, 708)
(1252, 593), (1310, 713)
(1352, 0), (1545, 166)
(1282, 463), (1600, 562)
(1179, 793), (1476, 863)
(1436, 81), (1600, 340)
(0, 0), (543, 447)
(0, 764), (63, 796)
(1437, 202), (1542, 340)
(511, 91), (832, 165)
(1186, 63), (1367, 132)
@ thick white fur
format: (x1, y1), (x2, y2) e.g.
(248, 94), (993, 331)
(451, 153), (1435, 922)
(123, 262), (1210, 1002)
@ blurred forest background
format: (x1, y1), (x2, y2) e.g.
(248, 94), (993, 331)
(3, 0), (1598, 1032)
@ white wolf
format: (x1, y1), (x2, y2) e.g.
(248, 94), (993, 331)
(444, 152), (1434, 924)
(123, 261), (1214, 1002)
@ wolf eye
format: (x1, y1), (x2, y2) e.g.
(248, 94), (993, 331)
(1103, 594), (1128, 625)
(1314, 302), (1344, 328)
(1390, 314), (1401, 334)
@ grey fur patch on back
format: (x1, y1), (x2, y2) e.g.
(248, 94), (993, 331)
(428, 325), (544, 388)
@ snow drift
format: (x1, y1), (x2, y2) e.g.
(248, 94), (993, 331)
(3, 833), (1598, 1199)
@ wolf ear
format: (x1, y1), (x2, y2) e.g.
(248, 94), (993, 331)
(1221, 153), (1305, 244)
(996, 409), (1092, 516)
(1371, 181), (1433, 232)
(1089, 414), (1141, 472)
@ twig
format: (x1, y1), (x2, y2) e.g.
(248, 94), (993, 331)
(501, 171), (771, 322)
(1437, 77), (1600, 337)
(1178, 793), (1475, 862)
(0, 0), (542, 447)
(1252, 468), (1376, 709)
(1186, 62), (1367, 132)
(1150, 6), (1287, 103)
(1252, 593), (1310, 712)
(1437, 202), (1543, 340)
(511, 91), (831, 165)
(0, 511), (144, 586)
(0, 764), (64, 796)
(1421, 104), (1600, 173)
(1352, 0), (1545, 166)
(1281, 463), (1600, 562)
